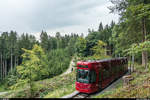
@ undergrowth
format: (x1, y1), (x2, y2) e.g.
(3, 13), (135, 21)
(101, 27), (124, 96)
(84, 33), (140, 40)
(0, 70), (76, 98)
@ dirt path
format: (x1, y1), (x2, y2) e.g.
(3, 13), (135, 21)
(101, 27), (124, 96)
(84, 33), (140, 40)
(0, 92), (8, 96)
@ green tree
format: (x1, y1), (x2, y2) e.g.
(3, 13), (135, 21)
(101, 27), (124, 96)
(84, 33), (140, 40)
(125, 41), (150, 69)
(91, 40), (110, 59)
(75, 37), (87, 57)
(17, 44), (49, 81)
(40, 30), (49, 51)
(47, 48), (71, 77)
(98, 22), (103, 32)
(110, 0), (150, 66)
(10, 44), (49, 97)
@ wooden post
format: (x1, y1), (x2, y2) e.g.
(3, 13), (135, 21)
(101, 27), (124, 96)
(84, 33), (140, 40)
(132, 54), (134, 72)
(123, 75), (133, 88)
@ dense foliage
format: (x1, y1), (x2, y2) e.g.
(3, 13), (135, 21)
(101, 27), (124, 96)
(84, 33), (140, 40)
(0, 31), (79, 88)
(0, 32), (37, 81)
(109, 0), (150, 65)
(75, 21), (115, 59)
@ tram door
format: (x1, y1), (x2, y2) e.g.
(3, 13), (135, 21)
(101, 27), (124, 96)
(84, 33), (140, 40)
(98, 67), (102, 90)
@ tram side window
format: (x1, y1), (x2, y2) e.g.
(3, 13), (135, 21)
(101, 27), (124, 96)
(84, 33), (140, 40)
(122, 61), (124, 71)
(122, 62), (124, 71)
(90, 70), (96, 83)
(116, 65), (119, 73)
(118, 66), (122, 72)
(121, 61), (124, 71)
(99, 70), (102, 82)
(115, 65), (118, 73)
(117, 66), (120, 72)
(118, 62), (123, 72)
(112, 65), (116, 74)
(103, 68), (110, 79)
(124, 60), (127, 70)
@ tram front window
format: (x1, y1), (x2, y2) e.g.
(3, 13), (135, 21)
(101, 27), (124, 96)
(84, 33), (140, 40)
(76, 69), (96, 83)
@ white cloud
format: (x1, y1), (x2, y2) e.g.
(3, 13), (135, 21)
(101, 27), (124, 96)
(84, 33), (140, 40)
(45, 2), (119, 37)
(0, 0), (119, 39)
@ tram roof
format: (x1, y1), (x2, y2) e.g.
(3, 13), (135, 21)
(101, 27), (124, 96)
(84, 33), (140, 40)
(79, 57), (127, 63)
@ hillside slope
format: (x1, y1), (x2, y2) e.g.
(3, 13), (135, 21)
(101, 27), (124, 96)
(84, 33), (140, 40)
(0, 56), (77, 98)
(0, 70), (76, 98)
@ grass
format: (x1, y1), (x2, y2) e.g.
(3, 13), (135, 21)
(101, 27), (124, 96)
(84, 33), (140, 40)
(0, 84), (5, 92)
(93, 63), (150, 98)
(44, 83), (75, 98)
(0, 70), (76, 98)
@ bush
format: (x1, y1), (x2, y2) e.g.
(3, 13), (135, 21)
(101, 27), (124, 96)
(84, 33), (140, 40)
(4, 68), (18, 88)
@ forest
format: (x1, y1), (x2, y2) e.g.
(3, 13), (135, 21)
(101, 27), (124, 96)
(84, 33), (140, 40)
(0, 31), (79, 85)
(0, 0), (150, 98)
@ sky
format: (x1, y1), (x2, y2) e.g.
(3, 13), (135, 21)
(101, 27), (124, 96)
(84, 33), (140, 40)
(0, 0), (119, 39)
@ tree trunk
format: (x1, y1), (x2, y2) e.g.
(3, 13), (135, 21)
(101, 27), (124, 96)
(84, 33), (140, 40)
(0, 54), (2, 80)
(3, 60), (4, 78)
(129, 56), (132, 74)
(105, 46), (107, 56)
(2, 58), (3, 80)
(142, 51), (148, 68)
(11, 48), (13, 71)
(16, 57), (18, 66)
(15, 56), (16, 67)
(142, 18), (148, 68)
(5, 60), (7, 76)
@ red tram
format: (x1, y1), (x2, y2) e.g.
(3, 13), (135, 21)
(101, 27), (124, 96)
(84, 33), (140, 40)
(75, 57), (128, 93)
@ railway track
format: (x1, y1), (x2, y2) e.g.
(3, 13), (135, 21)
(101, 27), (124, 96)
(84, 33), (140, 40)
(72, 93), (90, 98)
